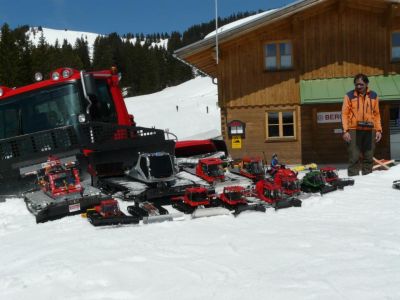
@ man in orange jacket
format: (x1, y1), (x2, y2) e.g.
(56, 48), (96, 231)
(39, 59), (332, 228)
(342, 74), (382, 176)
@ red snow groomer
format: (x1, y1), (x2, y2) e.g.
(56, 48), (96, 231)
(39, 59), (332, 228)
(272, 165), (301, 197)
(0, 67), (175, 202)
(171, 186), (230, 218)
(229, 157), (265, 182)
(86, 199), (139, 226)
(254, 179), (302, 209)
(195, 158), (225, 183)
(217, 186), (266, 215)
(320, 167), (355, 189)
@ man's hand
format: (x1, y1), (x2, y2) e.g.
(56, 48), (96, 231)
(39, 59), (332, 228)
(376, 131), (382, 143)
(343, 132), (351, 142)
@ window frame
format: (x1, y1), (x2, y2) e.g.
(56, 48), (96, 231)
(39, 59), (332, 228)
(391, 31), (400, 63)
(265, 109), (297, 141)
(263, 40), (293, 71)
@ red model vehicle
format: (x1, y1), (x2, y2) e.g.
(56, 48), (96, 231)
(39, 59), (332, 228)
(38, 156), (83, 198)
(254, 179), (302, 209)
(87, 199), (139, 226)
(272, 165), (301, 197)
(229, 157), (265, 182)
(218, 186), (266, 215)
(320, 167), (355, 189)
(171, 186), (229, 218)
(195, 158), (225, 183)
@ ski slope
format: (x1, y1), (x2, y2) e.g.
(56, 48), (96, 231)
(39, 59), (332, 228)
(125, 76), (221, 140)
(1, 79), (400, 299)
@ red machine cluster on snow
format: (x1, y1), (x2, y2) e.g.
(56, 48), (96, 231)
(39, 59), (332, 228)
(0, 66), (358, 226)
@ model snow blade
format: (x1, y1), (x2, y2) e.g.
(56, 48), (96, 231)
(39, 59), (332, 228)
(393, 180), (400, 190)
(127, 201), (184, 224)
(274, 197), (302, 209)
(233, 203), (266, 216)
(191, 206), (231, 218)
(143, 212), (185, 224)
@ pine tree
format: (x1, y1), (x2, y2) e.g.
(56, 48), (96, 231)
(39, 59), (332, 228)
(0, 23), (20, 86)
(74, 37), (91, 70)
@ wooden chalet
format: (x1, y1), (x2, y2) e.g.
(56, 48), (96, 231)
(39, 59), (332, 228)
(174, 0), (400, 164)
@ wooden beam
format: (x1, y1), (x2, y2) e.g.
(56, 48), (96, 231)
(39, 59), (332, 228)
(383, 3), (398, 28)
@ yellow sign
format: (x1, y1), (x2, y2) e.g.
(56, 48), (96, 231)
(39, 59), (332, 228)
(232, 135), (242, 149)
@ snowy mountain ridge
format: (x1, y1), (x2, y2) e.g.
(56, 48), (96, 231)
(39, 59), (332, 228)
(27, 27), (168, 58)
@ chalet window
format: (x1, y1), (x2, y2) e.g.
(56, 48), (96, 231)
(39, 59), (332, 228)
(264, 41), (292, 70)
(392, 32), (400, 62)
(266, 110), (296, 139)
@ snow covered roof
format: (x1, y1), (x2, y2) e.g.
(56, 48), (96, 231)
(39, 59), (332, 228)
(174, 0), (321, 60)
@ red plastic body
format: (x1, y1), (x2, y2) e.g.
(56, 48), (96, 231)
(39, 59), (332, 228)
(254, 179), (283, 204)
(171, 186), (211, 207)
(95, 199), (122, 218)
(237, 156), (265, 181)
(272, 166), (301, 196)
(218, 186), (247, 206)
(196, 158), (225, 183)
(320, 167), (339, 184)
(39, 156), (83, 198)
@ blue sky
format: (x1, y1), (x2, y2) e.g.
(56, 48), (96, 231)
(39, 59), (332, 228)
(0, 0), (290, 35)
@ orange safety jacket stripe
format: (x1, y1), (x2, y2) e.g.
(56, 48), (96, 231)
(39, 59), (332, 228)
(341, 89), (382, 133)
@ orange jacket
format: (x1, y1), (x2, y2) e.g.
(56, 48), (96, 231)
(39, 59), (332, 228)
(341, 89), (382, 132)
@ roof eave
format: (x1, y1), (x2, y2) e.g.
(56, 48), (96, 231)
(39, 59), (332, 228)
(174, 0), (323, 59)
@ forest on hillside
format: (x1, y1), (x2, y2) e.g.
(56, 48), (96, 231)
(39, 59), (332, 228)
(0, 11), (260, 96)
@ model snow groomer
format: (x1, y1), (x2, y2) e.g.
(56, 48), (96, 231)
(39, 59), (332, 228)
(253, 179), (302, 209)
(320, 167), (354, 189)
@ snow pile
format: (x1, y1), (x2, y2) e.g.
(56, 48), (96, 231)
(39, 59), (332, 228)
(124, 76), (221, 140)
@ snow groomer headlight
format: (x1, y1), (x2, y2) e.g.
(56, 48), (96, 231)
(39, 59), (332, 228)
(62, 68), (72, 79)
(0, 87), (3, 97)
(78, 114), (86, 123)
(34, 72), (43, 82)
(51, 71), (60, 81)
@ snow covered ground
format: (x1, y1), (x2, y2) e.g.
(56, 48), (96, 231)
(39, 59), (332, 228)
(125, 76), (221, 140)
(1, 79), (400, 299)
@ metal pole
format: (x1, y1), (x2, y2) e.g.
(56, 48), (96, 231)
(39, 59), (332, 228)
(215, 0), (219, 64)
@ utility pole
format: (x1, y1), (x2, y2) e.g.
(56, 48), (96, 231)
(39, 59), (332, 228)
(215, 0), (219, 64)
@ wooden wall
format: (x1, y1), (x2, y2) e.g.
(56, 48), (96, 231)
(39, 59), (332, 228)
(224, 105), (302, 164)
(216, 0), (400, 163)
(218, 0), (400, 109)
(301, 103), (391, 163)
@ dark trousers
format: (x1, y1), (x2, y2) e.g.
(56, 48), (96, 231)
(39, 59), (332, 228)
(347, 129), (375, 176)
